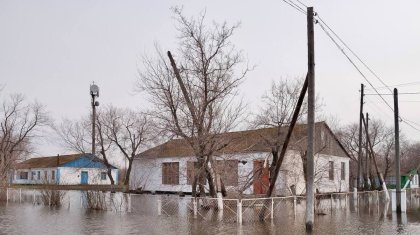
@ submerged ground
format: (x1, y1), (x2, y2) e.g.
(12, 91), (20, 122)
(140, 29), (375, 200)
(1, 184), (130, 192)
(1, 190), (420, 234)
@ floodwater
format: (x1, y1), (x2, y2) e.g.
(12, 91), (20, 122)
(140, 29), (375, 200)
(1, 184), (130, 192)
(1, 190), (420, 234)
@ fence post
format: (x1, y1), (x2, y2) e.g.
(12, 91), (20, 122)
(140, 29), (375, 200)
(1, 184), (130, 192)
(157, 199), (162, 216)
(237, 200), (242, 225)
(128, 193), (132, 213)
(49, 191), (51, 206)
(330, 194), (333, 211)
(33, 190), (35, 204)
(19, 188), (22, 203)
(271, 198), (274, 219)
(353, 188), (357, 201)
(345, 194), (348, 208)
(193, 198), (197, 218)
(293, 196), (297, 217)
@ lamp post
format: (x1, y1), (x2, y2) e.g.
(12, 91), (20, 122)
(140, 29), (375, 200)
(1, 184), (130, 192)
(90, 83), (100, 155)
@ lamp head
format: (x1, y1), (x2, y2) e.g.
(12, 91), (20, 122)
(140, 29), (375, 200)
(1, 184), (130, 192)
(90, 84), (99, 97)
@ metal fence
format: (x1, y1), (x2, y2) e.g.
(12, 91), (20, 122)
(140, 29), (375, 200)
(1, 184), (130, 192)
(5, 187), (420, 225)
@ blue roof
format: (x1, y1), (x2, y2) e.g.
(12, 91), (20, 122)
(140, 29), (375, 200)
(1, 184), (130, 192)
(60, 155), (118, 169)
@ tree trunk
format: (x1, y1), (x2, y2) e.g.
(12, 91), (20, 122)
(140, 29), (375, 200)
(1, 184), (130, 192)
(124, 158), (134, 186)
(107, 168), (115, 185)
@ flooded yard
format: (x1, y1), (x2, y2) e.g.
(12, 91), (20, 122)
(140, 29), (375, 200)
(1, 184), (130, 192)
(1, 189), (420, 234)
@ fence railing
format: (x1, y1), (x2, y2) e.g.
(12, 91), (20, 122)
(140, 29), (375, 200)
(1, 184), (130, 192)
(5, 187), (420, 224)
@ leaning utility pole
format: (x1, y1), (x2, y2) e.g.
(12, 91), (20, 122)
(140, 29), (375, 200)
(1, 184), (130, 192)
(364, 112), (370, 190)
(358, 84), (364, 190)
(394, 88), (401, 213)
(305, 6), (315, 231)
(362, 114), (389, 200)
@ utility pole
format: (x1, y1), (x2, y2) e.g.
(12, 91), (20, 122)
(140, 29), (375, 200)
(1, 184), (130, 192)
(364, 112), (370, 190)
(305, 6), (315, 232)
(394, 88), (401, 213)
(90, 83), (100, 155)
(358, 84), (364, 190)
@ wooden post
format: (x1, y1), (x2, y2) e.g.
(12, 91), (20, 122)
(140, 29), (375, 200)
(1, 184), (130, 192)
(305, 6), (315, 231)
(237, 200), (242, 225)
(362, 114), (389, 200)
(157, 199), (162, 216)
(394, 88), (401, 213)
(365, 112), (370, 189)
(265, 74), (308, 197)
(193, 198), (198, 218)
(358, 84), (364, 190)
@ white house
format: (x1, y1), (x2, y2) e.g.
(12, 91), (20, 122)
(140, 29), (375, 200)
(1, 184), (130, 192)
(13, 153), (119, 185)
(130, 122), (350, 196)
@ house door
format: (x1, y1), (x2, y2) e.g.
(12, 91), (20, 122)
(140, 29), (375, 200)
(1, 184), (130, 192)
(253, 160), (270, 195)
(81, 171), (88, 184)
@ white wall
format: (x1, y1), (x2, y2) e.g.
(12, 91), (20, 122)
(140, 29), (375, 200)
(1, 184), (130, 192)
(130, 151), (350, 195)
(13, 167), (118, 185)
(13, 168), (58, 184)
(59, 167), (118, 185)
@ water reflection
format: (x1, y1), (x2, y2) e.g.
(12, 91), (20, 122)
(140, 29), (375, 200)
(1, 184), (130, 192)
(1, 190), (420, 234)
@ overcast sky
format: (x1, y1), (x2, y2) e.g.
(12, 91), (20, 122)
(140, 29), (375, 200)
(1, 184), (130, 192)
(1, 0), (420, 158)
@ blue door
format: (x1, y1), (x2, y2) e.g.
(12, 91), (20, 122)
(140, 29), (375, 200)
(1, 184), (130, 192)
(81, 171), (88, 184)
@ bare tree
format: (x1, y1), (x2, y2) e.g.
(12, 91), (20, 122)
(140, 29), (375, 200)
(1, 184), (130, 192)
(138, 7), (248, 198)
(337, 118), (394, 187)
(56, 113), (115, 185)
(104, 107), (153, 187)
(0, 93), (49, 185)
(251, 78), (311, 195)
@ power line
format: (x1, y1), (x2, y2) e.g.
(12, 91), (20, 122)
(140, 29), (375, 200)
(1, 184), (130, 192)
(295, 0), (308, 8)
(316, 21), (394, 113)
(316, 15), (392, 94)
(366, 81), (420, 90)
(278, 3), (420, 133)
(281, 0), (307, 15)
(315, 13), (420, 133)
(365, 92), (420, 96)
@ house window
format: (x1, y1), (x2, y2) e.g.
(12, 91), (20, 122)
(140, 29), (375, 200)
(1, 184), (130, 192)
(187, 161), (206, 185)
(52, 170), (55, 180)
(19, 171), (28, 180)
(37, 171), (41, 180)
(101, 172), (107, 180)
(341, 162), (345, 180)
(215, 160), (238, 186)
(329, 161), (334, 180)
(162, 162), (179, 185)
(44, 171), (47, 180)
(31, 172), (35, 180)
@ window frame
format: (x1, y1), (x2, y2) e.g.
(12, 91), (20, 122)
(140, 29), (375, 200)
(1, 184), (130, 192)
(100, 172), (107, 180)
(19, 171), (29, 180)
(341, 162), (345, 180)
(162, 162), (180, 185)
(328, 161), (334, 181)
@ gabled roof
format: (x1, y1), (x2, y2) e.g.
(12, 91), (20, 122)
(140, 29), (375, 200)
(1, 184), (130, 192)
(138, 122), (350, 159)
(14, 153), (118, 170)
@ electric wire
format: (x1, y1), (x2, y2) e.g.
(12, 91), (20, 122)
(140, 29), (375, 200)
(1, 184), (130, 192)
(316, 15), (392, 94)
(315, 13), (420, 132)
(279, 0), (420, 132)
(281, 0), (307, 15)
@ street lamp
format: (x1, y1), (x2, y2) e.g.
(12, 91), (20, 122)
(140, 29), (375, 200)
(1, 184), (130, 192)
(90, 83), (100, 155)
